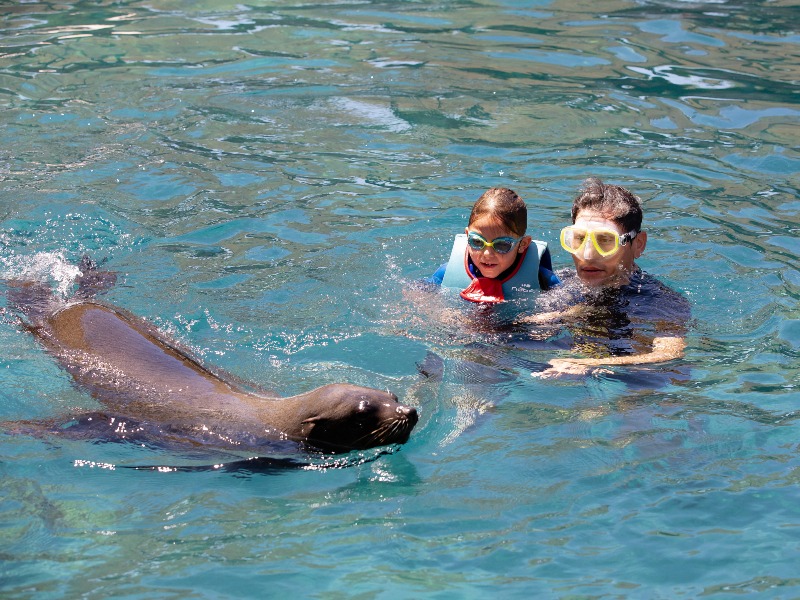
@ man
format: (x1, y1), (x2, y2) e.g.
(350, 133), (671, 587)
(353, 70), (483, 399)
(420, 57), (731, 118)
(533, 177), (690, 377)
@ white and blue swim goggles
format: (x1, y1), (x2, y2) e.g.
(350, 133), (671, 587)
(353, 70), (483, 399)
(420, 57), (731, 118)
(466, 232), (522, 255)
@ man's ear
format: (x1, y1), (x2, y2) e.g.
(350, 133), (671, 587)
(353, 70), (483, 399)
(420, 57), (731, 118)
(633, 230), (647, 258)
(518, 235), (532, 254)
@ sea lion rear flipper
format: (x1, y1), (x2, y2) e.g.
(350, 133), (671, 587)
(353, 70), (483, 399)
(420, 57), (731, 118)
(5, 279), (57, 327)
(74, 255), (117, 300)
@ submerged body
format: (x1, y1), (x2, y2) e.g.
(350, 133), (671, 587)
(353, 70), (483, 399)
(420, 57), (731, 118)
(8, 276), (417, 454)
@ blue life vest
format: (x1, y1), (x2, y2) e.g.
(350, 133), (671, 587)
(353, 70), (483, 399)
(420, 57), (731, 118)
(440, 234), (555, 303)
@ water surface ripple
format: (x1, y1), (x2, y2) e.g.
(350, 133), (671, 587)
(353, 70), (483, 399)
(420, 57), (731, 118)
(1, 0), (798, 598)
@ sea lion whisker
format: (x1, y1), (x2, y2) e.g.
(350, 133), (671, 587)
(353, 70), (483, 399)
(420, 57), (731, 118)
(352, 421), (396, 446)
(352, 416), (411, 446)
(352, 428), (383, 445)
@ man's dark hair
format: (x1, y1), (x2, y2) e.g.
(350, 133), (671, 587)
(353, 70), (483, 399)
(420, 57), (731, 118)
(571, 177), (643, 233)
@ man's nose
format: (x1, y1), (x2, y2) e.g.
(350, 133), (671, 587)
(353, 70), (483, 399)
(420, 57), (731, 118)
(582, 237), (598, 258)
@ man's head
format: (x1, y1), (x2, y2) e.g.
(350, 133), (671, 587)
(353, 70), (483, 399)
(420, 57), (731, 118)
(563, 178), (647, 287)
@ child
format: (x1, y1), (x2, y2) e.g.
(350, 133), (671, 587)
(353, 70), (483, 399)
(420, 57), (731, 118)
(533, 177), (690, 377)
(428, 187), (559, 304)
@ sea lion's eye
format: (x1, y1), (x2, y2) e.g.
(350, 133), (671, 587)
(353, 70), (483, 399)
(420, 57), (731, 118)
(358, 400), (370, 412)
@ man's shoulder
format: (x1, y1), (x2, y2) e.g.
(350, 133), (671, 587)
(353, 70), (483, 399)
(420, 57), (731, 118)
(626, 270), (691, 321)
(552, 268), (690, 317)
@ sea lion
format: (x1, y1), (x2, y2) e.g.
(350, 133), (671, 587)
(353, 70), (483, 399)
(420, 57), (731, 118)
(5, 258), (418, 455)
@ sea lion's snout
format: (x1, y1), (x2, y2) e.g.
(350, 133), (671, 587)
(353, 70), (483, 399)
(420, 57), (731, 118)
(396, 404), (418, 421)
(393, 404), (418, 444)
(355, 394), (418, 432)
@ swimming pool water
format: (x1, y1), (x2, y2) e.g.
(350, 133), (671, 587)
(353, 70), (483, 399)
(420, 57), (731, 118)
(1, 1), (798, 597)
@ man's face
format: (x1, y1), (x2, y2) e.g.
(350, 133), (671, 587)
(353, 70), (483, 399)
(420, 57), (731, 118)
(568, 210), (646, 288)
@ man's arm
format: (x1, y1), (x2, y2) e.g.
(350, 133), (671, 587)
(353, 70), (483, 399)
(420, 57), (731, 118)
(536, 336), (686, 377)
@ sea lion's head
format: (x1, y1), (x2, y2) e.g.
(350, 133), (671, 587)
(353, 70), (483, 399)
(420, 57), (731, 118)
(295, 384), (418, 453)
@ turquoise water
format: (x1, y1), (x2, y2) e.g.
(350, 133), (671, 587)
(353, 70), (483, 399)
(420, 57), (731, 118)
(1, 0), (798, 597)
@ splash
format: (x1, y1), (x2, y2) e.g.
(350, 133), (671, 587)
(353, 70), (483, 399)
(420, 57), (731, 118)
(0, 251), (81, 299)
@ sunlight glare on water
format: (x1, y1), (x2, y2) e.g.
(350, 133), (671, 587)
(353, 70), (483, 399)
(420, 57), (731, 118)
(0, 0), (798, 597)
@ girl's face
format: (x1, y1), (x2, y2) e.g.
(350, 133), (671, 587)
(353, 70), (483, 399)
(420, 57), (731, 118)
(465, 216), (531, 279)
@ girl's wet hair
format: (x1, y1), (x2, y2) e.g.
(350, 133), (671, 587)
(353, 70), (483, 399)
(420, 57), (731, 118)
(468, 187), (527, 236)
(571, 177), (643, 232)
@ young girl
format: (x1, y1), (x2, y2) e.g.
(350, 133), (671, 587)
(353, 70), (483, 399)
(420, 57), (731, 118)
(429, 187), (559, 303)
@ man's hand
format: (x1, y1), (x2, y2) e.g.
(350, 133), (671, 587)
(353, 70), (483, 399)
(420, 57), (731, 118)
(533, 358), (613, 379)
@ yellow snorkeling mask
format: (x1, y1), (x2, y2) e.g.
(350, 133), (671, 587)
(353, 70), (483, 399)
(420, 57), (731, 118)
(560, 226), (638, 257)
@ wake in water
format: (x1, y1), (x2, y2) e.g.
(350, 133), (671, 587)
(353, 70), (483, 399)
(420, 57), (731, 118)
(0, 251), (82, 299)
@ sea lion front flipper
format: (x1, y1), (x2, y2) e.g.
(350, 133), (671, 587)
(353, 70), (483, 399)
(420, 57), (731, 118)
(2, 412), (144, 442)
(416, 351), (445, 381)
(74, 255), (117, 300)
